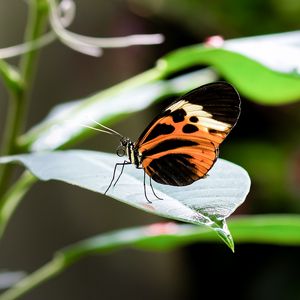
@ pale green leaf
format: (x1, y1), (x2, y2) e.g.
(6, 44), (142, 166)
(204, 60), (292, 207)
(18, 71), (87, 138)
(0, 150), (251, 250)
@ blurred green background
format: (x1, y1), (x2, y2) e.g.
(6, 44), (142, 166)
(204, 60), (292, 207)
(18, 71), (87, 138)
(1, 0), (300, 299)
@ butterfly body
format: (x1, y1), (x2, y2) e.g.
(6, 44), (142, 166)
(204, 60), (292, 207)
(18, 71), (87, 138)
(105, 82), (241, 201)
(119, 137), (142, 168)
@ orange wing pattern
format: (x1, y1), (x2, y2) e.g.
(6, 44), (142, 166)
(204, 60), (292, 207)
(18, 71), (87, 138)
(135, 82), (241, 186)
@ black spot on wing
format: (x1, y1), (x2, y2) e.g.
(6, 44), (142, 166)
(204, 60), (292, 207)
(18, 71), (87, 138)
(189, 116), (198, 123)
(170, 108), (186, 123)
(182, 82), (241, 126)
(208, 129), (219, 134)
(142, 139), (198, 157)
(182, 124), (198, 133)
(147, 154), (199, 186)
(143, 123), (175, 143)
(136, 82), (240, 147)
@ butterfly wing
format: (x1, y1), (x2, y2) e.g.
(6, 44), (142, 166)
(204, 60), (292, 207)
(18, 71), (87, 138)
(135, 82), (241, 186)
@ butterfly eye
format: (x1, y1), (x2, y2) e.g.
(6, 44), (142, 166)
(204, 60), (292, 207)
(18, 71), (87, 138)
(121, 137), (129, 146)
(117, 145), (126, 157)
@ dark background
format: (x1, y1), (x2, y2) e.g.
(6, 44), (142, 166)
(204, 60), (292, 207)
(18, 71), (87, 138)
(1, 0), (300, 299)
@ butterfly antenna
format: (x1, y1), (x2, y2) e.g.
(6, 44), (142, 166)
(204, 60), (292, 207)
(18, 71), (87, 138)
(79, 124), (115, 135)
(88, 117), (123, 137)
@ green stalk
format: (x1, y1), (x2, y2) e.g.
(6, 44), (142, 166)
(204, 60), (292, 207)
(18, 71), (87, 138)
(19, 0), (49, 88)
(0, 255), (65, 300)
(0, 0), (48, 196)
(0, 171), (37, 237)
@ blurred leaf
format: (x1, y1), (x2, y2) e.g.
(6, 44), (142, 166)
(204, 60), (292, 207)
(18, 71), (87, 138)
(224, 31), (300, 75)
(159, 31), (300, 104)
(18, 68), (217, 152)
(0, 270), (26, 290)
(227, 214), (300, 245)
(0, 150), (251, 250)
(162, 46), (300, 105)
(63, 215), (300, 256)
(2, 214), (299, 300)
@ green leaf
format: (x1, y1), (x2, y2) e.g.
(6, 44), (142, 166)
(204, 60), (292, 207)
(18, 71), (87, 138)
(2, 215), (299, 300)
(159, 31), (300, 104)
(228, 215), (300, 246)
(62, 215), (300, 256)
(0, 150), (251, 250)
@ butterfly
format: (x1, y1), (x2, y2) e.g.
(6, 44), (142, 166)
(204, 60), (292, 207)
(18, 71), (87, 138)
(85, 82), (241, 203)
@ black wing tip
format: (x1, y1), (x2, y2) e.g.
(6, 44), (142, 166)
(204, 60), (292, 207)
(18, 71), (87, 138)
(187, 81), (241, 102)
(183, 81), (241, 124)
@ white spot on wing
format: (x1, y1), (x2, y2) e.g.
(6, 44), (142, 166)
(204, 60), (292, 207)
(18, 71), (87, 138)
(168, 100), (188, 112)
(197, 118), (231, 131)
(169, 99), (231, 132)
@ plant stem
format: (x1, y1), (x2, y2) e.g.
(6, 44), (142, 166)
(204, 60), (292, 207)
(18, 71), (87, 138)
(0, 255), (65, 300)
(20, 0), (48, 89)
(0, 171), (37, 238)
(0, 0), (48, 197)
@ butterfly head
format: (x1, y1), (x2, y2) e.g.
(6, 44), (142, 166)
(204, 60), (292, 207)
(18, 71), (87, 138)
(116, 137), (131, 157)
(117, 136), (141, 167)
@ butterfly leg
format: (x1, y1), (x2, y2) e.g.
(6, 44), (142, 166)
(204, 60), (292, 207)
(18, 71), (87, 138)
(149, 177), (163, 200)
(104, 161), (130, 195)
(113, 160), (130, 187)
(143, 171), (152, 204)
